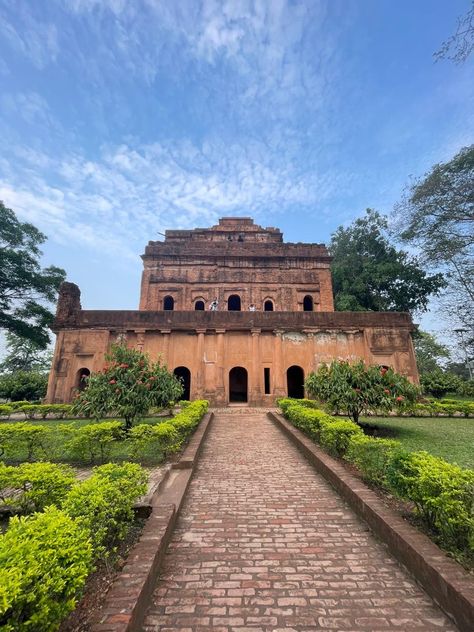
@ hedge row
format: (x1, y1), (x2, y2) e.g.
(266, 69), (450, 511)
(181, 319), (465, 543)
(0, 404), (73, 420)
(278, 399), (474, 562)
(0, 400), (209, 464)
(0, 462), (146, 631)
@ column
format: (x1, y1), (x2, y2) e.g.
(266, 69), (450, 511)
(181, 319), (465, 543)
(135, 329), (146, 352)
(215, 328), (226, 405)
(160, 329), (171, 365)
(273, 329), (286, 397)
(195, 328), (206, 398)
(251, 328), (262, 404)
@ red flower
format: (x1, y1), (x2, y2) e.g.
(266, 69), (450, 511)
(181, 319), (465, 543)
(396, 396), (404, 402)
(109, 379), (116, 384)
(384, 389), (390, 394)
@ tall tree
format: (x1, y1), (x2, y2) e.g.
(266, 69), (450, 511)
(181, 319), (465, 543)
(0, 332), (52, 373)
(0, 201), (66, 347)
(396, 146), (474, 353)
(329, 209), (445, 313)
(434, 0), (474, 63)
(412, 330), (451, 374)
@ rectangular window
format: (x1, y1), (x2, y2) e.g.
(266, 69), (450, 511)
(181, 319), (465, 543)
(264, 368), (271, 395)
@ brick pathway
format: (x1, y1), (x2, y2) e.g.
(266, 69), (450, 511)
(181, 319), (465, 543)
(144, 412), (457, 631)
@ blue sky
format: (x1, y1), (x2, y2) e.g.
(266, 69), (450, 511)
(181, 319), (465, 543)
(0, 0), (473, 315)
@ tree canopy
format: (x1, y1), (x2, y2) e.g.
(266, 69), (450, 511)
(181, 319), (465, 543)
(0, 332), (52, 373)
(0, 201), (66, 347)
(329, 209), (445, 313)
(397, 145), (474, 357)
(412, 330), (451, 374)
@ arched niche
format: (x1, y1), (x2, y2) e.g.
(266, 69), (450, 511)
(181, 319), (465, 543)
(76, 368), (90, 391)
(227, 295), (241, 311)
(229, 366), (248, 402)
(303, 295), (313, 311)
(173, 366), (191, 400)
(264, 299), (274, 311)
(287, 365), (305, 398)
(163, 295), (174, 310)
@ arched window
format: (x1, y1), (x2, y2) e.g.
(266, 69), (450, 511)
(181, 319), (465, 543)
(264, 300), (274, 312)
(227, 295), (241, 311)
(287, 366), (305, 398)
(303, 295), (313, 311)
(76, 368), (90, 391)
(173, 366), (191, 400)
(195, 300), (205, 311)
(229, 366), (248, 402)
(163, 296), (174, 311)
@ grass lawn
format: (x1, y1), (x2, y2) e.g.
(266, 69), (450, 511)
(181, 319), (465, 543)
(2, 415), (172, 465)
(360, 416), (474, 469)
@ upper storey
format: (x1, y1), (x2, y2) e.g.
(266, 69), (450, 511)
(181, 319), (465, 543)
(139, 217), (334, 312)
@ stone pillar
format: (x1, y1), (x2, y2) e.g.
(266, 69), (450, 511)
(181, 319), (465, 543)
(215, 328), (226, 405)
(195, 328), (206, 397)
(251, 328), (262, 404)
(160, 329), (171, 365)
(135, 329), (146, 352)
(273, 329), (286, 397)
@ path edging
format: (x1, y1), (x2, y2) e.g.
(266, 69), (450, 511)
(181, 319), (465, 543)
(269, 411), (474, 632)
(90, 411), (214, 632)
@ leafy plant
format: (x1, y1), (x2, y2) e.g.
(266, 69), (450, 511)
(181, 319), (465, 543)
(72, 344), (183, 430)
(345, 435), (401, 486)
(128, 422), (179, 460)
(0, 462), (76, 513)
(63, 463), (147, 558)
(66, 421), (124, 463)
(0, 423), (51, 461)
(0, 371), (48, 403)
(305, 360), (419, 423)
(318, 418), (363, 457)
(421, 370), (465, 398)
(0, 506), (92, 631)
(0, 405), (13, 420)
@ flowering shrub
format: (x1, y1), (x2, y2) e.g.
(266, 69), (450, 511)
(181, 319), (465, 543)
(72, 344), (183, 430)
(305, 360), (419, 423)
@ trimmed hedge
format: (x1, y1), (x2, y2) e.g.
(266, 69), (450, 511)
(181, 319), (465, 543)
(278, 399), (474, 561)
(66, 421), (124, 464)
(0, 423), (51, 461)
(0, 405), (13, 420)
(0, 462), (76, 513)
(0, 506), (93, 632)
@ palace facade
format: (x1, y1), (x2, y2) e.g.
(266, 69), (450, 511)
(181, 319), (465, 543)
(46, 217), (418, 405)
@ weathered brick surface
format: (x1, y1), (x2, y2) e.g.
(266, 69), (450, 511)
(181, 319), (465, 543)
(144, 412), (457, 631)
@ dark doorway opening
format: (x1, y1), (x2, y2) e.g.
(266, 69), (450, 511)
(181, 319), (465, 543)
(195, 300), (205, 310)
(303, 295), (313, 311)
(227, 295), (241, 311)
(287, 365), (305, 398)
(174, 366), (191, 401)
(163, 296), (174, 310)
(229, 367), (248, 402)
(264, 300), (274, 311)
(76, 368), (90, 391)
(264, 367), (271, 394)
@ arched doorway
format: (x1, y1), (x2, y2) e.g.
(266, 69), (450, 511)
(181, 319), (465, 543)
(229, 367), (248, 402)
(264, 299), (274, 311)
(303, 295), (313, 311)
(173, 366), (191, 400)
(287, 365), (305, 398)
(76, 368), (90, 391)
(163, 295), (174, 310)
(195, 300), (205, 310)
(227, 294), (241, 311)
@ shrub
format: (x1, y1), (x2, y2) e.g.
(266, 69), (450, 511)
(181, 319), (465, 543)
(0, 405), (13, 420)
(72, 343), (183, 430)
(63, 463), (147, 557)
(17, 405), (38, 420)
(128, 422), (179, 459)
(0, 423), (51, 461)
(305, 360), (419, 423)
(169, 400), (209, 440)
(284, 404), (332, 441)
(386, 450), (474, 554)
(0, 462), (76, 513)
(0, 506), (93, 632)
(421, 370), (464, 399)
(7, 401), (30, 411)
(66, 421), (124, 463)
(319, 419), (363, 457)
(0, 371), (48, 403)
(346, 435), (400, 486)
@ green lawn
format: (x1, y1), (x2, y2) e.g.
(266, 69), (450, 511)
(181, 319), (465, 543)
(360, 416), (474, 469)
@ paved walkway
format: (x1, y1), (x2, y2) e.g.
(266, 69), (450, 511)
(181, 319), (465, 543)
(144, 412), (457, 631)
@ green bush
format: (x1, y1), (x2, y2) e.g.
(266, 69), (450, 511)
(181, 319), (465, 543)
(345, 435), (400, 486)
(16, 405), (38, 420)
(0, 462), (76, 513)
(66, 421), (124, 463)
(168, 400), (208, 440)
(7, 401), (30, 411)
(277, 398), (317, 415)
(0, 506), (93, 632)
(0, 371), (48, 403)
(0, 423), (51, 461)
(128, 422), (179, 459)
(284, 403), (332, 441)
(0, 405), (13, 420)
(386, 450), (474, 554)
(63, 463), (147, 557)
(319, 418), (363, 457)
